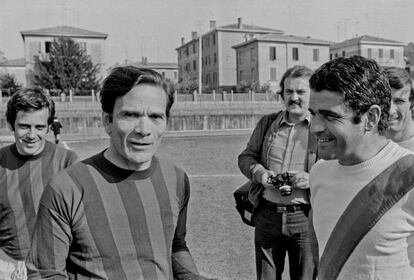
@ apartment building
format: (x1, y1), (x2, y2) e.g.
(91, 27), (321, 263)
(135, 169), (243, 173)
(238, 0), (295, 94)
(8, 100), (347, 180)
(330, 35), (405, 68)
(176, 17), (283, 92)
(233, 34), (330, 90)
(19, 25), (107, 86)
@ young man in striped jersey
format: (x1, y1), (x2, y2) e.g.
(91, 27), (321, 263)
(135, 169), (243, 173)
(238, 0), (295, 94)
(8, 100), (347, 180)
(0, 88), (78, 280)
(27, 67), (214, 279)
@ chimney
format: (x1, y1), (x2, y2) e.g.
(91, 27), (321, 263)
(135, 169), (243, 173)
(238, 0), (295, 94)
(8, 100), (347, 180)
(141, 57), (148, 64)
(237, 17), (243, 29)
(191, 31), (198, 40)
(181, 37), (185, 46)
(210, 20), (216, 29)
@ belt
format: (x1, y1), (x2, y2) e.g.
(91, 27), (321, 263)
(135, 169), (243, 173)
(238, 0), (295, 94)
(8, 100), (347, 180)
(261, 199), (310, 213)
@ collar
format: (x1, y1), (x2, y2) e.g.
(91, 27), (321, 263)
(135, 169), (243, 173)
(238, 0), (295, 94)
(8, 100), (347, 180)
(280, 110), (311, 126)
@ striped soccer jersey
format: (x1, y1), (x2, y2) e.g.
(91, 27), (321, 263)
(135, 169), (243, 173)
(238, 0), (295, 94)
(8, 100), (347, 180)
(0, 141), (78, 260)
(27, 152), (191, 280)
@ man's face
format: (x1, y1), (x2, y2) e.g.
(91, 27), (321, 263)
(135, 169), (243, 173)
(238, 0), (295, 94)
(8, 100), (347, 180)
(310, 90), (366, 165)
(103, 84), (167, 170)
(283, 77), (310, 119)
(13, 108), (49, 156)
(387, 86), (413, 140)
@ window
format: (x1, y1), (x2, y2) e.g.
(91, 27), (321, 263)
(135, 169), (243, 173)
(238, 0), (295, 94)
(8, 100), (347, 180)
(193, 60), (196, 70)
(45, 41), (52, 53)
(185, 63), (190, 72)
(208, 55), (211, 65)
(269, 47), (276, 60)
(313, 49), (319, 61)
(270, 68), (277, 81)
(335, 53), (338, 58)
(250, 48), (254, 62)
(213, 72), (217, 83)
(292, 47), (299, 61)
(240, 70), (244, 81)
(193, 44), (196, 53)
(79, 42), (87, 51)
(251, 68), (255, 80)
(212, 33), (216, 45)
(239, 52), (243, 65)
(330, 53), (333, 60)
(379, 49), (384, 58)
(174, 72), (178, 79)
(390, 49), (395, 59)
(206, 74), (210, 84)
(162, 71), (165, 78)
(214, 53), (217, 63)
(342, 51), (346, 57)
(367, 48), (372, 58)
(185, 47), (189, 56)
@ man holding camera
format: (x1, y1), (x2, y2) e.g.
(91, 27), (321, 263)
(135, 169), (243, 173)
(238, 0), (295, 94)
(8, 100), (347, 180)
(238, 66), (318, 280)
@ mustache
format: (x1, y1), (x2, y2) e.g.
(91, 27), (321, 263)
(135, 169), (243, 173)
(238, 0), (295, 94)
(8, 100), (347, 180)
(288, 100), (301, 106)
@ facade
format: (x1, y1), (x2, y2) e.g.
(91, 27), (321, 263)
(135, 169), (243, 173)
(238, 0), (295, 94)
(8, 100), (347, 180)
(20, 25), (108, 86)
(233, 34), (330, 91)
(330, 35), (405, 68)
(0, 58), (26, 87)
(176, 17), (283, 92)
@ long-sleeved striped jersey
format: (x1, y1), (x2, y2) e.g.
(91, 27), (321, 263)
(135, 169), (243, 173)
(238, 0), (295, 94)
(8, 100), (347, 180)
(26, 152), (191, 280)
(0, 141), (78, 261)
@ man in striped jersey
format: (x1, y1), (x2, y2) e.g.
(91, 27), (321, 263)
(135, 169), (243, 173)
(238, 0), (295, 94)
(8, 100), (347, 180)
(0, 88), (78, 280)
(27, 67), (214, 279)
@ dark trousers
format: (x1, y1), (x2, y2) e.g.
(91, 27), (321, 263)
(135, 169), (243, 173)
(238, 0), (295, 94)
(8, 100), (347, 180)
(253, 203), (318, 280)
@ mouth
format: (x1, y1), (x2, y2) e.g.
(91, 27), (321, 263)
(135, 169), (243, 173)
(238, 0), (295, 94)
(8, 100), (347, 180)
(317, 136), (335, 145)
(130, 141), (152, 149)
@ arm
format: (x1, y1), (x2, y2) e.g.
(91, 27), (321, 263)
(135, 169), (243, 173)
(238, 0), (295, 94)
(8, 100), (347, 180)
(172, 174), (217, 280)
(238, 115), (276, 187)
(26, 185), (72, 279)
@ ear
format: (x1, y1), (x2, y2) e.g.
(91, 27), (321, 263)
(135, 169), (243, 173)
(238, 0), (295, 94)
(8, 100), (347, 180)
(102, 112), (112, 135)
(364, 105), (381, 132)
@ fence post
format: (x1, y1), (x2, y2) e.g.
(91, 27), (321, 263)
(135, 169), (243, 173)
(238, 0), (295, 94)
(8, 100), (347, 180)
(174, 90), (178, 103)
(212, 90), (216, 102)
(69, 89), (73, 103)
(0, 89), (2, 103)
(252, 90), (255, 101)
(222, 91), (226, 101)
(91, 89), (95, 102)
(193, 90), (197, 103)
(230, 90), (234, 102)
(265, 91), (269, 101)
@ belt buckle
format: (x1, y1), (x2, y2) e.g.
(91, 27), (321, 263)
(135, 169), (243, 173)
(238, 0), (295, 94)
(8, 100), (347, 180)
(276, 206), (287, 212)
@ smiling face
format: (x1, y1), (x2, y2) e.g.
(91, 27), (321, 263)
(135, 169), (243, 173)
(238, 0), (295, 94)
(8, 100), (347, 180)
(386, 86), (414, 142)
(283, 77), (310, 122)
(103, 84), (167, 170)
(310, 90), (367, 165)
(13, 108), (49, 156)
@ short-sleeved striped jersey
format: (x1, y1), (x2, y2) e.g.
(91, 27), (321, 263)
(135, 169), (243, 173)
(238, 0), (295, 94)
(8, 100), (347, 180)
(0, 141), (78, 260)
(27, 152), (190, 280)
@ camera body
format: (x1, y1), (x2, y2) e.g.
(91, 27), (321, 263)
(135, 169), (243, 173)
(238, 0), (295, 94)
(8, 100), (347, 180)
(267, 172), (294, 196)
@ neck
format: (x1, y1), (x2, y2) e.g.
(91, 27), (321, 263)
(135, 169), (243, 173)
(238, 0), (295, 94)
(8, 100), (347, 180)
(287, 112), (308, 124)
(340, 134), (388, 166)
(387, 123), (414, 143)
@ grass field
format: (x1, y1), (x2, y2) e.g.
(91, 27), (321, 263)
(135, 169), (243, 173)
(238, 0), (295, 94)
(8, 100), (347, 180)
(67, 134), (291, 280)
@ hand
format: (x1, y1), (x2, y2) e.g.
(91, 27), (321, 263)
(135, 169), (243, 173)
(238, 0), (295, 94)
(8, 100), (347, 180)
(254, 169), (275, 189)
(288, 171), (309, 189)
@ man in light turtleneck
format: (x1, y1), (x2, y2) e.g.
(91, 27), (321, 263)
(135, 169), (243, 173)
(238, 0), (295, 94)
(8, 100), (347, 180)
(309, 56), (414, 280)
(383, 66), (414, 151)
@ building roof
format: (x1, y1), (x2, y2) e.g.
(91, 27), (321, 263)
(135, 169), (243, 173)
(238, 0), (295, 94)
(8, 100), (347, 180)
(232, 33), (331, 49)
(331, 35), (404, 49)
(0, 57), (26, 67)
(217, 23), (283, 34)
(130, 62), (178, 69)
(21, 25), (108, 39)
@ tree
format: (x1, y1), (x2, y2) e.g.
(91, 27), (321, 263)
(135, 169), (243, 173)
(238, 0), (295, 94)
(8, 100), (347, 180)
(0, 73), (22, 96)
(32, 37), (101, 94)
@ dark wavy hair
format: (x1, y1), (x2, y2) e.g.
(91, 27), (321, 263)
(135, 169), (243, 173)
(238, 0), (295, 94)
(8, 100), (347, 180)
(309, 56), (391, 134)
(277, 65), (313, 100)
(100, 66), (175, 120)
(383, 66), (414, 109)
(6, 88), (55, 130)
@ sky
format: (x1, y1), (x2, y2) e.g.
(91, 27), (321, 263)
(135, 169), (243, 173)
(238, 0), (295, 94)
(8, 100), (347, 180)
(1, 0), (414, 68)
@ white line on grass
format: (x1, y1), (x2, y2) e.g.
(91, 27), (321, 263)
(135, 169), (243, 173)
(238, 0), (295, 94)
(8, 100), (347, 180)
(188, 174), (244, 178)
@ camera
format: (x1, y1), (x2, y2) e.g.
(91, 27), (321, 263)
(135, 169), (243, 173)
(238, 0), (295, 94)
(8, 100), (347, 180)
(267, 172), (294, 196)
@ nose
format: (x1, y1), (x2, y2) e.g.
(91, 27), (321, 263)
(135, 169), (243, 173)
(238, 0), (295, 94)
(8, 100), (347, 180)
(290, 92), (299, 100)
(310, 114), (325, 135)
(389, 101), (397, 115)
(27, 127), (36, 139)
(134, 116), (151, 136)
